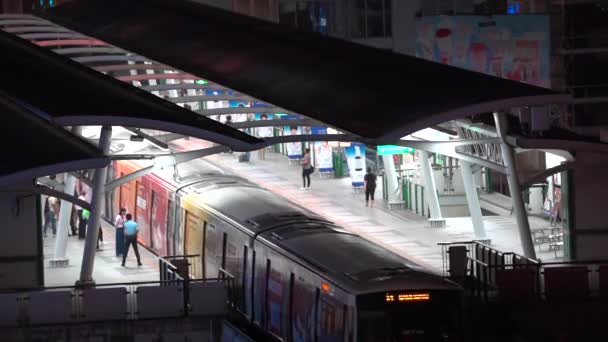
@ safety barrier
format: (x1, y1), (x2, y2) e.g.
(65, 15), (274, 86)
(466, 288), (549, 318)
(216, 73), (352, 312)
(0, 255), (232, 328)
(439, 241), (608, 302)
(438, 240), (538, 301)
(0, 277), (230, 328)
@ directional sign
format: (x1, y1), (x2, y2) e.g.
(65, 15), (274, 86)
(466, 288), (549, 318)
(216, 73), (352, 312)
(377, 145), (415, 155)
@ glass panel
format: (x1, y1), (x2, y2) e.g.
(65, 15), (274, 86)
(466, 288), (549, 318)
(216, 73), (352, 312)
(319, 297), (345, 342)
(292, 280), (315, 342)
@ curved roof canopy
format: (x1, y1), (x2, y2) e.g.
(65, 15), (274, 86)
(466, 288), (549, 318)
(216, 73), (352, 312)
(44, 0), (569, 143)
(0, 29), (262, 151)
(0, 92), (109, 187)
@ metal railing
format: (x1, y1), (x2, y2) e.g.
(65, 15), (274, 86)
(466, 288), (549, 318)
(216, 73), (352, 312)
(0, 256), (234, 328)
(439, 240), (608, 302)
(439, 240), (539, 300)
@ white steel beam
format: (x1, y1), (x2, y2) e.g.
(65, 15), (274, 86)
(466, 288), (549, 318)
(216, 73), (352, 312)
(461, 160), (486, 239)
(494, 112), (536, 259)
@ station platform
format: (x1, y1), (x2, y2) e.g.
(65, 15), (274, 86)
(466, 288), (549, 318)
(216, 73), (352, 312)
(203, 149), (561, 272)
(43, 221), (159, 286)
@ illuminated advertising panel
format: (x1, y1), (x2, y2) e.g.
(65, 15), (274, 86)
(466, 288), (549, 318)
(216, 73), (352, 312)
(416, 15), (551, 88)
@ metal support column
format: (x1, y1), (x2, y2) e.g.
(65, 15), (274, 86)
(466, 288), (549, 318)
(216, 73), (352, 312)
(420, 151), (445, 228)
(461, 160), (487, 239)
(51, 126), (82, 267)
(50, 174), (76, 267)
(77, 125), (112, 285)
(382, 154), (404, 209)
(494, 112), (536, 259)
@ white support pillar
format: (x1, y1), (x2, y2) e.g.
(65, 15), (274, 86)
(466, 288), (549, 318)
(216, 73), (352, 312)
(382, 154), (404, 209)
(460, 160), (487, 239)
(77, 125), (112, 285)
(50, 174), (76, 267)
(51, 126), (82, 267)
(420, 151), (445, 228)
(494, 112), (536, 259)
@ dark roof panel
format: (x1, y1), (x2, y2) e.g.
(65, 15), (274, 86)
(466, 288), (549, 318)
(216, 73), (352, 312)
(0, 29), (262, 150)
(0, 93), (108, 186)
(44, 0), (568, 141)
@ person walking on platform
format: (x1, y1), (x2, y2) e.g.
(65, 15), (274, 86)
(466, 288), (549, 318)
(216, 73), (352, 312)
(114, 208), (126, 257)
(122, 213), (142, 267)
(364, 167), (377, 208)
(43, 196), (58, 237)
(301, 148), (314, 189)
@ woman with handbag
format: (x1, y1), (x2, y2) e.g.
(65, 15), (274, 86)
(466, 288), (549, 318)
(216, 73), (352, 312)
(301, 148), (314, 189)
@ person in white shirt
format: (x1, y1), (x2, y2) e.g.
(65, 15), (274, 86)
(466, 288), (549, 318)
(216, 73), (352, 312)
(43, 196), (58, 237)
(114, 208), (127, 257)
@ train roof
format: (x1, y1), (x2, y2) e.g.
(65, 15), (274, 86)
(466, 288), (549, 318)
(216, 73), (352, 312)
(261, 229), (457, 294)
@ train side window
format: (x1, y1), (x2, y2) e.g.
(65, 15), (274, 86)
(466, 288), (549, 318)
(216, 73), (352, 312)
(202, 221), (207, 278)
(292, 278), (316, 342)
(149, 191), (156, 250)
(318, 295), (345, 342)
(166, 199), (173, 257)
(241, 245), (248, 311)
(221, 232), (227, 271)
(266, 258), (287, 338)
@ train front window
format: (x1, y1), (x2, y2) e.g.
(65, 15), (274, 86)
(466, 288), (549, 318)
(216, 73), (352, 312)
(357, 292), (460, 342)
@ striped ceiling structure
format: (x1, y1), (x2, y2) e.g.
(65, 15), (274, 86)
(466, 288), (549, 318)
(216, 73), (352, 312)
(0, 14), (324, 143)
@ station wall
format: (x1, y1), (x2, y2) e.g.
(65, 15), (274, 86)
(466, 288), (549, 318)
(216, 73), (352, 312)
(0, 188), (42, 289)
(566, 152), (608, 260)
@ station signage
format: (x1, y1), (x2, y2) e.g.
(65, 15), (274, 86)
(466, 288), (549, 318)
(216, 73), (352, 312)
(377, 145), (415, 155)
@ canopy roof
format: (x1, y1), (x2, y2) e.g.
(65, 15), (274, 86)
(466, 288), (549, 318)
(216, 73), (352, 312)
(0, 92), (109, 187)
(44, 0), (569, 143)
(0, 28), (262, 151)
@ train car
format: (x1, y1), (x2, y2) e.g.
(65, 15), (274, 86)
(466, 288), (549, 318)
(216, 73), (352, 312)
(112, 158), (462, 341)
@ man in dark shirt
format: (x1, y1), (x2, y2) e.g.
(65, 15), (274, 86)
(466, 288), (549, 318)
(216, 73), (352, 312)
(364, 167), (377, 208)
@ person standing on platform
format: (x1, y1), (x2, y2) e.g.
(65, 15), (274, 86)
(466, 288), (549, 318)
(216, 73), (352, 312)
(96, 224), (103, 250)
(80, 207), (90, 239)
(301, 148), (314, 189)
(43, 196), (58, 237)
(364, 167), (377, 208)
(114, 208), (126, 257)
(69, 205), (78, 236)
(76, 190), (87, 239)
(122, 213), (142, 267)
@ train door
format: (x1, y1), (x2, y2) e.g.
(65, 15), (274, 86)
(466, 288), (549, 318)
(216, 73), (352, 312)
(184, 211), (204, 278)
(149, 190), (169, 256)
(135, 180), (150, 245)
(317, 291), (346, 342)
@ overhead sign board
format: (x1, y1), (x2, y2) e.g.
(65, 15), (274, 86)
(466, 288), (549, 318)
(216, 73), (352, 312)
(377, 145), (415, 155)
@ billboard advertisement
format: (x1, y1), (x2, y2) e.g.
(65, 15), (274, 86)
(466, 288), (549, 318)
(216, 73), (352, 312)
(284, 126), (303, 159)
(345, 143), (366, 187)
(416, 15), (550, 88)
(311, 126), (334, 172)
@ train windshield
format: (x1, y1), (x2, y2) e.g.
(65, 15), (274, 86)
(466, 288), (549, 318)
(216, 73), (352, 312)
(357, 291), (461, 342)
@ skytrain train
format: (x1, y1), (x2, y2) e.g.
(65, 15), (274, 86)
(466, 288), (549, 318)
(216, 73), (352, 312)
(112, 157), (462, 341)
